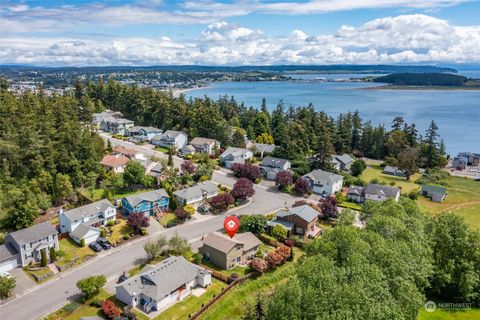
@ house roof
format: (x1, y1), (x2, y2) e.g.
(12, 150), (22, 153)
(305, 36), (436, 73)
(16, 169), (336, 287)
(0, 243), (19, 262)
(421, 185), (447, 195)
(182, 145), (196, 152)
(163, 130), (187, 139)
(383, 165), (405, 174)
(118, 256), (209, 301)
(267, 219), (294, 231)
(334, 154), (354, 165)
(190, 137), (218, 146)
(123, 189), (169, 207)
(303, 169), (343, 184)
(71, 223), (100, 239)
(112, 146), (140, 157)
(63, 199), (115, 221)
(100, 154), (130, 167)
(364, 184), (400, 198)
(220, 147), (251, 159)
(277, 205), (320, 223)
(106, 118), (134, 125)
(173, 181), (217, 202)
(347, 185), (365, 196)
(253, 143), (276, 154)
(260, 156), (290, 169)
(7, 222), (57, 246)
(202, 232), (261, 254)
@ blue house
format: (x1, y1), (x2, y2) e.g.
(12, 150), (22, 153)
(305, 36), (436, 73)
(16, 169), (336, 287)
(122, 189), (170, 217)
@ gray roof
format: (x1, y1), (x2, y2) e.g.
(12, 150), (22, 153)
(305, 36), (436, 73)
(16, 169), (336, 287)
(202, 232), (261, 254)
(347, 185), (365, 196)
(190, 137), (218, 146)
(182, 145), (196, 152)
(421, 185), (447, 195)
(261, 156), (290, 169)
(267, 219), (294, 231)
(7, 222), (57, 246)
(0, 243), (18, 262)
(71, 223), (100, 239)
(277, 205), (320, 223)
(303, 169), (343, 184)
(118, 256), (209, 301)
(253, 143), (276, 154)
(63, 199), (115, 222)
(334, 154), (354, 165)
(220, 147), (251, 159)
(364, 184), (400, 198)
(106, 118), (134, 125)
(173, 181), (217, 202)
(383, 166), (405, 174)
(162, 130), (187, 140)
(123, 189), (169, 207)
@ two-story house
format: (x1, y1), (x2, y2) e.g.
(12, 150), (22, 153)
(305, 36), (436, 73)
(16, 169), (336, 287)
(100, 118), (134, 135)
(188, 137), (220, 155)
(151, 130), (188, 150)
(173, 181), (218, 207)
(259, 156), (291, 180)
(122, 189), (170, 217)
(267, 205), (321, 238)
(0, 222), (59, 272)
(303, 169), (344, 195)
(126, 126), (162, 141)
(92, 110), (123, 130)
(59, 199), (116, 245)
(219, 147), (253, 169)
(200, 232), (261, 269)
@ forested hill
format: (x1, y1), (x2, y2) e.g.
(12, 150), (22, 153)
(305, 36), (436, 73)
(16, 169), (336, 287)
(373, 73), (469, 86)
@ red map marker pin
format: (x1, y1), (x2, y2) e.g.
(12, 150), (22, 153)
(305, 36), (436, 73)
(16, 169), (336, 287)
(224, 216), (240, 238)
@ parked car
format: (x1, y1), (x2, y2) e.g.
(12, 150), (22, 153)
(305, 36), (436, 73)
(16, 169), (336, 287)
(118, 274), (128, 283)
(197, 205), (209, 214)
(0, 271), (12, 278)
(97, 238), (112, 250)
(89, 242), (103, 252)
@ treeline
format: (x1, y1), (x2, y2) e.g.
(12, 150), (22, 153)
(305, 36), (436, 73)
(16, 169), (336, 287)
(77, 79), (447, 171)
(244, 200), (480, 320)
(374, 73), (468, 86)
(0, 79), (105, 230)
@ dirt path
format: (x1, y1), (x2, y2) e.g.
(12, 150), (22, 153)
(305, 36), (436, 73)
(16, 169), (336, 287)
(439, 200), (480, 213)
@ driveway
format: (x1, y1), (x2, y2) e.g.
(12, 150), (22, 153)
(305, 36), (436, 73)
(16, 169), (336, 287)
(10, 268), (36, 298)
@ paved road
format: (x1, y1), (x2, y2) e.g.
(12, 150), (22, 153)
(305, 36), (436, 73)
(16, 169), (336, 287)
(0, 134), (303, 320)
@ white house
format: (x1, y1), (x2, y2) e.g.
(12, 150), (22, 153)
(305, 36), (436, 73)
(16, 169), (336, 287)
(100, 118), (134, 135)
(59, 199), (116, 245)
(363, 184), (400, 202)
(219, 147), (253, 169)
(302, 169), (344, 195)
(116, 256), (211, 314)
(151, 130), (188, 150)
(173, 181), (218, 207)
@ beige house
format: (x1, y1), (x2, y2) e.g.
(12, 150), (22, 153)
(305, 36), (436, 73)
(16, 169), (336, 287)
(200, 232), (261, 269)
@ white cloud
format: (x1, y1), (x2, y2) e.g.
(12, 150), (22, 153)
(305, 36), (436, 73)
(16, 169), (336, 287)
(1, 14), (479, 65)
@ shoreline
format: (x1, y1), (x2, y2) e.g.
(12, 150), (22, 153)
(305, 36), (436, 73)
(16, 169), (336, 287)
(170, 86), (212, 97)
(361, 85), (480, 91)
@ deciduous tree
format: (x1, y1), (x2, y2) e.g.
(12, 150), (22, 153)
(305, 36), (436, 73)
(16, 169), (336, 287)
(127, 212), (149, 234)
(232, 178), (255, 201)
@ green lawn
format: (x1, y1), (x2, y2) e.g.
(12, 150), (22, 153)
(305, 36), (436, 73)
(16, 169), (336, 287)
(155, 146), (170, 153)
(418, 308), (480, 320)
(338, 201), (362, 211)
(201, 248), (304, 320)
(82, 188), (154, 202)
(56, 238), (95, 268)
(445, 203), (480, 229)
(108, 219), (133, 244)
(159, 213), (178, 227)
(201, 261), (252, 277)
(360, 163), (422, 193)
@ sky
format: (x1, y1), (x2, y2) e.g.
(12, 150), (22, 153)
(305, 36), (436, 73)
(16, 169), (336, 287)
(1, 0), (480, 66)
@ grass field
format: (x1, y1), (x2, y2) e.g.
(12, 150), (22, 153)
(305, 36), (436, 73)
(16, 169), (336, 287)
(418, 308), (480, 320)
(201, 248), (304, 320)
(107, 219), (133, 244)
(83, 188), (154, 202)
(445, 204), (480, 229)
(56, 238), (95, 268)
(360, 163), (422, 193)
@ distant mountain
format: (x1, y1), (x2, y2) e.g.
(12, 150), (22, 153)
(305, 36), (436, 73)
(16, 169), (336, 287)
(0, 64), (457, 74)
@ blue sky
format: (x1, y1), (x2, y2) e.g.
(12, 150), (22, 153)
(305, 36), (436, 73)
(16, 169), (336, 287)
(1, 0), (479, 65)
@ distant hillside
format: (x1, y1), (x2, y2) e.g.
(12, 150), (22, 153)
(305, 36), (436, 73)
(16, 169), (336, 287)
(0, 64), (457, 74)
(373, 73), (468, 86)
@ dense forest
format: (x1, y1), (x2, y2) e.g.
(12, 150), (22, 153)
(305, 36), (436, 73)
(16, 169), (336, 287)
(373, 73), (468, 86)
(0, 78), (447, 231)
(245, 200), (480, 319)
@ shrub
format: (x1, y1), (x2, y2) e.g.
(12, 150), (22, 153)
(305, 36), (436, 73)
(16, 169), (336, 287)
(193, 253), (203, 264)
(276, 170), (293, 188)
(271, 225), (287, 241)
(0, 276), (16, 299)
(250, 258), (269, 273)
(231, 178), (255, 200)
(229, 272), (240, 282)
(210, 193), (235, 213)
(76, 275), (107, 298)
(275, 245), (291, 259)
(49, 247), (57, 262)
(265, 252), (284, 268)
(239, 214), (268, 234)
(174, 207), (190, 221)
(101, 300), (121, 319)
(100, 228), (107, 238)
(80, 238), (86, 247)
(91, 297), (103, 308)
(284, 239), (294, 247)
(40, 248), (48, 267)
(123, 234), (130, 240)
(106, 220), (115, 227)
(294, 177), (310, 195)
(320, 195), (338, 219)
(62, 302), (80, 313)
(231, 163), (261, 181)
(128, 212), (149, 234)
(140, 228), (148, 236)
(184, 205), (196, 215)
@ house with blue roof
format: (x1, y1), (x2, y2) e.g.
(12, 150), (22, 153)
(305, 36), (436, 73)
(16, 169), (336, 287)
(122, 189), (170, 217)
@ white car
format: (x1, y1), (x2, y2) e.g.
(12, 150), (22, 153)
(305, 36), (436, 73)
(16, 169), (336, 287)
(0, 271), (12, 278)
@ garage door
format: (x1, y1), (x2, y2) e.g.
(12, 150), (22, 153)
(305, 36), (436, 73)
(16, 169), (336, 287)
(83, 233), (100, 245)
(313, 185), (323, 194)
(0, 257), (18, 273)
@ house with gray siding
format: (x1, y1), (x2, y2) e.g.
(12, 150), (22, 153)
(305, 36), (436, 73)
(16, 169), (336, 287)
(420, 185), (447, 202)
(59, 199), (116, 245)
(303, 169), (343, 196)
(348, 184), (400, 203)
(383, 165), (406, 177)
(332, 154), (355, 171)
(122, 189), (170, 216)
(151, 130), (188, 150)
(116, 256), (211, 313)
(200, 232), (261, 269)
(0, 222), (59, 272)
(173, 181), (218, 207)
(100, 117), (134, 135)
(219, 147), (253, 169)
(259, 156), (291, 180)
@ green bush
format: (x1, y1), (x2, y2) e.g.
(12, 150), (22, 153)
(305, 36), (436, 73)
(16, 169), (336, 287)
(91, 298), (104, 308)
(80, 238), (86, 247)
(106, 220), (115, 227)
(62, 302), (80, 313)
(49, 247), (57, 262)
(100, 228), (107, 238)
(40, 248), (48, 267)
(271, 225), (288, 241)
(183, 205), (196, 216)
(123, 235), (130, 240)
(140, 228), (148, 236)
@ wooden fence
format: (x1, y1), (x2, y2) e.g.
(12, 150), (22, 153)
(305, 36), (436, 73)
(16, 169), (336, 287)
(189, 272), (257, 320)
